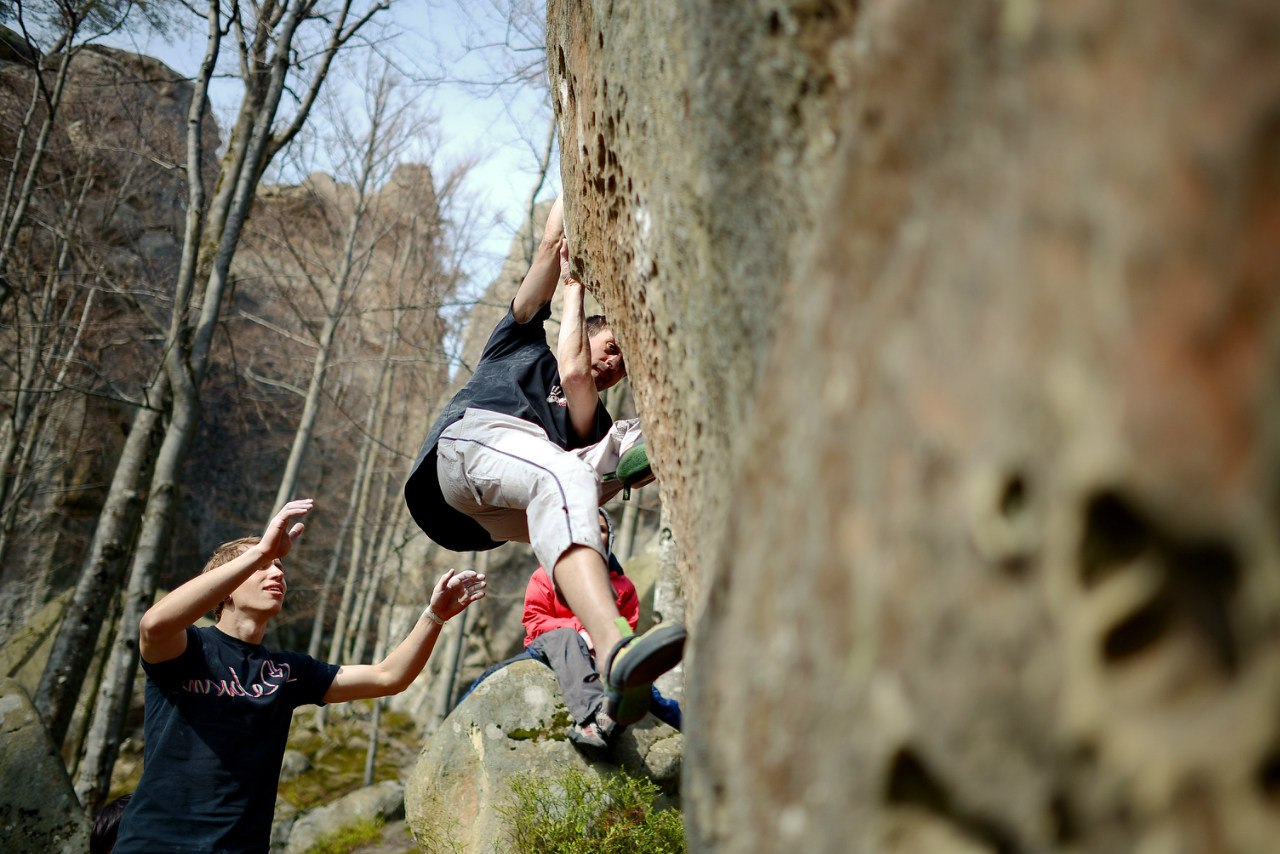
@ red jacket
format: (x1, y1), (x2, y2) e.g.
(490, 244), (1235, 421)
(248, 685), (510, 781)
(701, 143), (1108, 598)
(522, 561), (639, 647)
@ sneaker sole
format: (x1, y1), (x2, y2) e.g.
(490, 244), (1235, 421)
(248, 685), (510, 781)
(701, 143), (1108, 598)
(609, 624), (686, 688)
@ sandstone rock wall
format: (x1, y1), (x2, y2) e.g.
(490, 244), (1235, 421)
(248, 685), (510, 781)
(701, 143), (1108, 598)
(548, 1), (1280, 852)
(0, 45), (219, 636)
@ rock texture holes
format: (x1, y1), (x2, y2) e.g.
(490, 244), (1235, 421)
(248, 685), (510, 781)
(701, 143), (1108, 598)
(1101, 600), (1170, 663)
(1079, 489), (1242, 675)
(969, 468), (1037, 575)
(1255, 747), (1280, 803)
(1080, 491), (1150, 589)
(1047, 791), (1078, 844)
(884, 748), (1023, 854)
(999, 474), (1027, 520)
(885, 748), (948, 813)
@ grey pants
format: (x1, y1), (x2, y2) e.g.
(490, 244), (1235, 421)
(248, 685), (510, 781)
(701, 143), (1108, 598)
(528, 627), (603, 725)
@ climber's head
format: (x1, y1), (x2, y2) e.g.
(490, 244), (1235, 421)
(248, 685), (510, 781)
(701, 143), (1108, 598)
(586, 314), (626, 390)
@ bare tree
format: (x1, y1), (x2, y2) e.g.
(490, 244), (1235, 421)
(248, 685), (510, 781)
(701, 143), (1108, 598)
(264, 64), (424, 509)
(74, 0), (394, 811)
(32, 0), (223, 749)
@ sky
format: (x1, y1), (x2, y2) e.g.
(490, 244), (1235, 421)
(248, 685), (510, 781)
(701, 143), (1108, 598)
(92, 0), (559, 295)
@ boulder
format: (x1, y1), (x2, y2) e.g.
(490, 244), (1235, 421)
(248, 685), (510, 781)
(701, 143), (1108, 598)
(547, 1), (1280, 852)
(0, 679), (90, 853)
(282, 779), (405, 854)
(279, 748), (312, 782)
(405, 659), (681, 853)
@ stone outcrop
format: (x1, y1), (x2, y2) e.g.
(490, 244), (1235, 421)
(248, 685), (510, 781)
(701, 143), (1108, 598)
(281, 780), (405, 854)
(0, 679), (90, 853)
(548, 2), (1280, 853)
(0, 44), (219, 637)
(405, 659), (681, 853)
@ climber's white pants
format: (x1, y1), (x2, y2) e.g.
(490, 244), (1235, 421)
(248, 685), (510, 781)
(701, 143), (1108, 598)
(436, 408), (643, 580)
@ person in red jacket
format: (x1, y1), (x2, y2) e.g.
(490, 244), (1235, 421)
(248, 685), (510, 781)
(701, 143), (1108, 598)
(522, 508), (679, 753)
(522, 510), (639, 651)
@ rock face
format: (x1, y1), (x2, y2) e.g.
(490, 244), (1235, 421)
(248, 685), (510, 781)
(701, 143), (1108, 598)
(547, 2), (1280, 853)
(282, 780), (405, 854)
(0, 679), (90, 853)
(404, 659), (681, 853)
(0, 44), (219, 637)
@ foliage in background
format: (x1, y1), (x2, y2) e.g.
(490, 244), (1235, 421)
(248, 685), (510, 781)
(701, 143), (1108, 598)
(500, 768), (685, 854)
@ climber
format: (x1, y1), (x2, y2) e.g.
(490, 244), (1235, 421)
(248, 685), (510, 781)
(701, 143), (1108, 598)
(113, 499), (486, 854)
(404, 196), (684, 725)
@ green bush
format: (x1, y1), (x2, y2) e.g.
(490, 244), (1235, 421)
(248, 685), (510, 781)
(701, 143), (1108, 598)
(501, 768), (685, 854)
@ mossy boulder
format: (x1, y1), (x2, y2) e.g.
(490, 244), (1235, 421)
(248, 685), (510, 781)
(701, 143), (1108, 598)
(0, 678), (90, 853)
(404, 659), (681, 853)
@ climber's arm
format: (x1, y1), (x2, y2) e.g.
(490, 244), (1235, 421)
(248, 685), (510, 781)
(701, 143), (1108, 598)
(556, 242), (600, 443)
(512, 197), (565, 323)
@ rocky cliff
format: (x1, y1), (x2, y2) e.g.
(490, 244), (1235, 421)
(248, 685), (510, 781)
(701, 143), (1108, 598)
(548, 2), (1280, 853)
(0, 44), (220, 638)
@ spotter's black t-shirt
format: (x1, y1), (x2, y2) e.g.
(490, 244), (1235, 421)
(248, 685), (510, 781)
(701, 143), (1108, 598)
(114, 626), (339, 854)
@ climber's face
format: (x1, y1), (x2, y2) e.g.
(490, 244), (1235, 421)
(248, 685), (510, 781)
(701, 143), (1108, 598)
(588, 327), (626, 390)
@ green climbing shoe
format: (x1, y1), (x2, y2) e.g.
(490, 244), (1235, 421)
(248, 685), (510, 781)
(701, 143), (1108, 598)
(615, 444), (655, 499)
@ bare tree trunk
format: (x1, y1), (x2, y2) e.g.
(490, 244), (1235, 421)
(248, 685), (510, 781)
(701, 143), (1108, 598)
(350, 495), (407, 664)
(349, 465), (397, 662)
(64, 586), (124, 774)
(36, 391), (163, 746)
(76, 385), (201, 812)
(616, 489), (642, 562)
(272, 74), (391, 509)
(326, 434), (380, 664)
(306, 412), (376, 658)
(347, 554), (383, 663)
(651, 511), (685, 703)
(359, 534), (407, 785)
(327, 335), (397, 663)
(34, 0), (225, 748)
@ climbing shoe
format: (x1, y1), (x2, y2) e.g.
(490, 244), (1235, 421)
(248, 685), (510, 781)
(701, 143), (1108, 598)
(614, 444), (655, 499)
(568, 719), (610, 756)
(568, 708), (616, 759)
(602, 621), (686, 725)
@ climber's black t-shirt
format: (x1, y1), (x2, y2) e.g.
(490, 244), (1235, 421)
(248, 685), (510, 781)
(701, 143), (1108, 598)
(114, 626), (339, 854)
(429, 301), (611, 453)
(404, 302), (612, 550)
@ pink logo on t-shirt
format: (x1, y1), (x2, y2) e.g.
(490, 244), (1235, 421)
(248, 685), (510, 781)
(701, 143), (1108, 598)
(182, 658), (296, 698)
